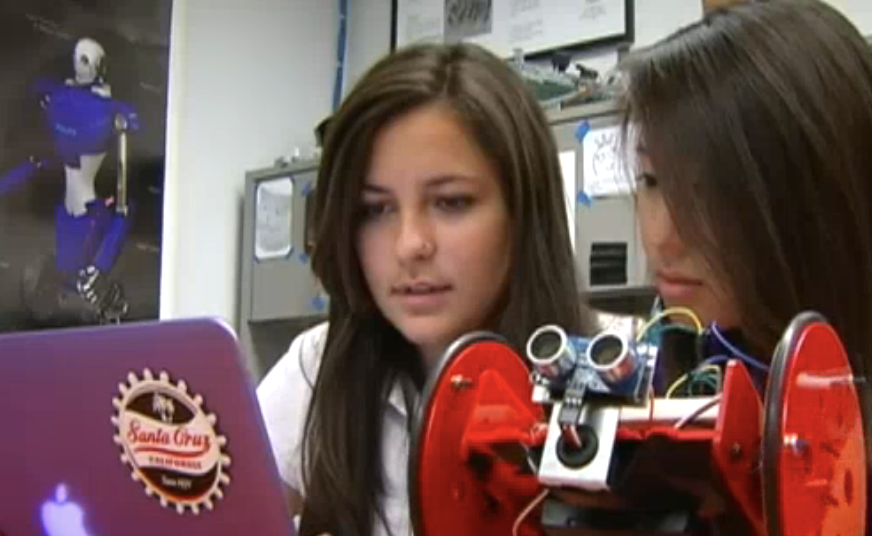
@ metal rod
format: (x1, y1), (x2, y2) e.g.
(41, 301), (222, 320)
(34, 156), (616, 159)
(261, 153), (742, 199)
(115, 114), (129, 215)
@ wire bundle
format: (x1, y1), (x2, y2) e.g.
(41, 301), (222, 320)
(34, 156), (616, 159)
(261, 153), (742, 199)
(633, 307), (769, 399)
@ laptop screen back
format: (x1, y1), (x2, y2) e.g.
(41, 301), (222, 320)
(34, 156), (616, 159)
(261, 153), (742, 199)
(0, 319), (294, 536)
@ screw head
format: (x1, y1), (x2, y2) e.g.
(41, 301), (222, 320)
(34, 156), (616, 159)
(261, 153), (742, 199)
(450, 375), (473, 390)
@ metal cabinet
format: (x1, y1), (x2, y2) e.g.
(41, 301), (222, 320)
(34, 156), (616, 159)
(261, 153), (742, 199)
(238, 160), (326, 381)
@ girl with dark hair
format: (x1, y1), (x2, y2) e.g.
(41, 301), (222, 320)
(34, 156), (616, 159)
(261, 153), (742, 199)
(621, 0), (872, 529)
(258, 41), (594, 536)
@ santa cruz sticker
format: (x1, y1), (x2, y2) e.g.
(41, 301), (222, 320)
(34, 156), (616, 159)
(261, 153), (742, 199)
(111, 369), (231, 514)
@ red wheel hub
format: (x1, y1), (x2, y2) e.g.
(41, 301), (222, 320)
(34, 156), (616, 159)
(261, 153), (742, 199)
(762, 312), (866, 536)
(409, 333), (545, 536)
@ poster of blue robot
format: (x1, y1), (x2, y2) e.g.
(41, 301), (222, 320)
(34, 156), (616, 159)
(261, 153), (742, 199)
(0, 0), (171, 331)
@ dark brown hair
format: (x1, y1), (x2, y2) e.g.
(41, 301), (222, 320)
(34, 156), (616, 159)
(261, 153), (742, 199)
(302, 42), (593, 536)
(620, 0), (872, 453)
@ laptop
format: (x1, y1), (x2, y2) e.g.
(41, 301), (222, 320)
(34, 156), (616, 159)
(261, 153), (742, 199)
(0, 318), (296, 536)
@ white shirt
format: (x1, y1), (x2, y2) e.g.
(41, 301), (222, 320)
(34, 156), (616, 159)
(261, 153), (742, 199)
(257, 322), (414, 536)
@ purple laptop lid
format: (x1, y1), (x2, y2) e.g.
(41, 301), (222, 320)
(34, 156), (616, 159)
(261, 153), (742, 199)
(0, 318), (295, 536)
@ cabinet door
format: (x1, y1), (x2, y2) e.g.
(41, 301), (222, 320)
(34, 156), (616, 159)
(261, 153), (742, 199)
(250, 168), (326, 321)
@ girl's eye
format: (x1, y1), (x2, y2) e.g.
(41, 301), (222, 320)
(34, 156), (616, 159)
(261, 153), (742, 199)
(435, 195), (474, 213)
(360, 202), (391, 221)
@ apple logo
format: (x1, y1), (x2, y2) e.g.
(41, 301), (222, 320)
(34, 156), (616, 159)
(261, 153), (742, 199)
(40, 484), (95, 536)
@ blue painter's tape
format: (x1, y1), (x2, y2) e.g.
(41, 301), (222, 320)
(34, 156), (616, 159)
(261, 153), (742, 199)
(301, 182), (313, 196)
(577, 191), (592, 207)
(575, 121), (591, 143)
(297, 252), (310, 263)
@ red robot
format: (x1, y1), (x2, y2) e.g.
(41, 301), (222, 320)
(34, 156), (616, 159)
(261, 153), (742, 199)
(409, 312), (866, 536)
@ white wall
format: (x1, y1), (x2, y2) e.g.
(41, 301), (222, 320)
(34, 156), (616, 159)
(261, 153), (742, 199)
(160, 0), (337, 325)
(627, 0), (871, 53)
(633, 0), (702, 48)
(828, 0), (872, 35)
(346, 0), (392, 93)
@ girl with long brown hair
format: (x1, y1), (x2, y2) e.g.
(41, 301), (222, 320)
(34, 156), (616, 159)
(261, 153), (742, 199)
(258, 41), (594, 536)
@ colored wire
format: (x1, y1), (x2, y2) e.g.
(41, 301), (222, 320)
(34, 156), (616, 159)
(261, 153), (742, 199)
(710, 322), (769, 372)
(674, 395), (722, 429)
(636, 306), (704, 343)
(666, 364), (722, 398)
(561, 424), (582, 448)
(512, 489), (550, 536)
(659, 324), (700, 336)
(687, 374), (720, 395)
(702, 354), (730, 366)
(665, 373), (690, 398)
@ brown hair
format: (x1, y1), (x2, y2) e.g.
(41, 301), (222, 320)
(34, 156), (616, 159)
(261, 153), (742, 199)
(620, 0), (872, 457)
(302, 42), (593, 536)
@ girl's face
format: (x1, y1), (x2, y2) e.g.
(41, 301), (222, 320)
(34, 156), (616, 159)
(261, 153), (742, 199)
(357, 103), (512, 368)
(635, 152), (740, 329)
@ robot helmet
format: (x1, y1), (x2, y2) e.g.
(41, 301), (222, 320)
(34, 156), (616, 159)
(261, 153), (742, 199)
(73, 37), (106, 85)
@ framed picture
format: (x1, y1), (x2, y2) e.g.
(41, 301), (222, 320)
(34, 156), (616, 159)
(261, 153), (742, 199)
(391, 0), (634, 59)
(0, 0), (171, 330)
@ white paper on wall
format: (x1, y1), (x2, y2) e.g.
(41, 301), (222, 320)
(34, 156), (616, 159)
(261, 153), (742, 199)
(255, 177), (294, 260)
(582, 125), (632, 198)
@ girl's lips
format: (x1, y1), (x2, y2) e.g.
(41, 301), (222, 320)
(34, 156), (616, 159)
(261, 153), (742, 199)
(394, 286), (453, 313)
(655, 272), (703, 300)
